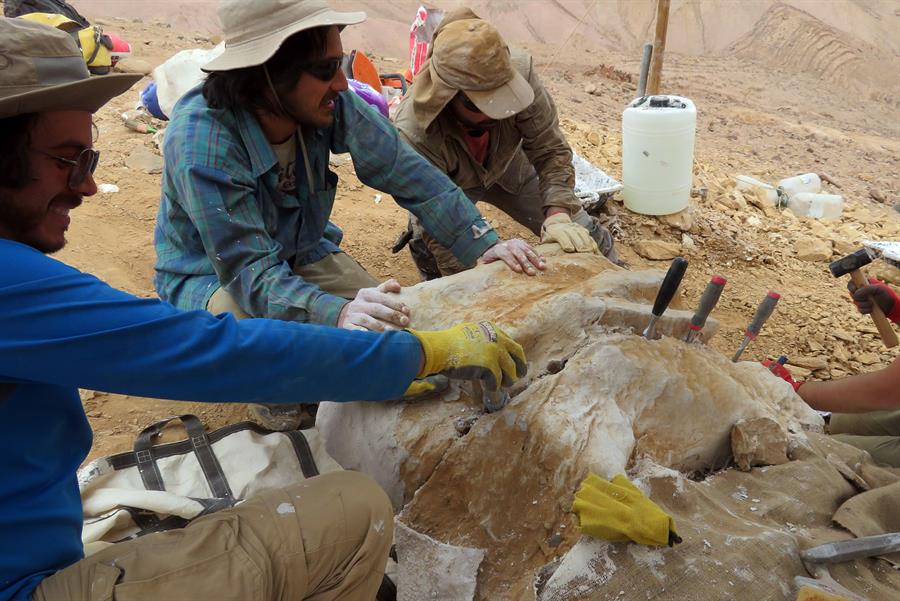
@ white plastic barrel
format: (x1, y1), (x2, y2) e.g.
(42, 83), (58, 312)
(622, 95), (697, 215)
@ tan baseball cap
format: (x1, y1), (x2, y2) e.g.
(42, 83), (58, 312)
(430, 18), (534, 120)
(203, 0), (366, 72)
(0, 18), (141, 119)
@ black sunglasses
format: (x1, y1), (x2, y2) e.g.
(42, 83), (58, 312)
(300, 56), (344, 81)
(33, 147), (100, 189)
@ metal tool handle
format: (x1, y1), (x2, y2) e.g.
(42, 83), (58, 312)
(651, 257), (688, 317)
(745, 291), (780, 338)
(689, 275), (727, 329)
(849, 269), (899, 348)
(801, 532), (900, 564)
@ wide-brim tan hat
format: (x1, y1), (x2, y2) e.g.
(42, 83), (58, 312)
(426, 16), (534, 121)
(0, 18), (142, 119)
(203, 0), (366, 72)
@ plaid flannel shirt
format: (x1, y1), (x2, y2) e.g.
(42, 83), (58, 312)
(154, 87), (498, 325)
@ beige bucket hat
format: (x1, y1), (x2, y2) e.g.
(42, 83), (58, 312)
(418, 12), (534, 121)
(0, 18), (142, 119)
(203, 0), (366, 72)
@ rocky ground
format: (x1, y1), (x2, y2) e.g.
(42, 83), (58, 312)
(9, 3), (895, 460)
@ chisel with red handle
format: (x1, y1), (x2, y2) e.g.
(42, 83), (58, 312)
(684, 275), (727, 343)
(731, 291), (780, 362)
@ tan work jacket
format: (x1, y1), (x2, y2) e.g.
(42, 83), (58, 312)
(393, 48), (582, 215)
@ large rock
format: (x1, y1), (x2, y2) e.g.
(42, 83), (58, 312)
(315, 246), (829, 600)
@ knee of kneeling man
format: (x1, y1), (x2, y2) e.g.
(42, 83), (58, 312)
(328, 471), (393, 532)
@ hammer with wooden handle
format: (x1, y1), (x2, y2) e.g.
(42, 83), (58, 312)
(829, 248), (899, 348)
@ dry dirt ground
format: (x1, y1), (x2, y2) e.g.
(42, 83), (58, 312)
(15, 1), (897, 462)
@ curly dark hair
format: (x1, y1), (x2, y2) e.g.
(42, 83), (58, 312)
(203, 26), (330, 115)
(0, 113), (39, 189)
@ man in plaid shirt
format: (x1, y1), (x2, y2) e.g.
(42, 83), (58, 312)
(154, 0), (544, 428)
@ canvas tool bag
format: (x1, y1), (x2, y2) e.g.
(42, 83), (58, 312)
(78, 415), (401, 601)
(78, 414), (343, 548)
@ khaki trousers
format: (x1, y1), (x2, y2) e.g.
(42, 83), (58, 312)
(830, 410), (900, 467)
(207, 252), (378, 319)
(33, 471), (393, 601)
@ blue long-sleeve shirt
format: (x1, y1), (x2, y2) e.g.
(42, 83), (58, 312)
(154, 87), (499, 325)
(0, 239), (421, 601)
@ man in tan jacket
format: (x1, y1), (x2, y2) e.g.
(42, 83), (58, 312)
(394, 8), (620, 279)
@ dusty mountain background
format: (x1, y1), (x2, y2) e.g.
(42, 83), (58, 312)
(5, 0), (897, 458)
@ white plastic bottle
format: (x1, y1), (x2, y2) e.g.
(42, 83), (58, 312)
(786, 193), (843, 219)
(777, 173), (821, 197)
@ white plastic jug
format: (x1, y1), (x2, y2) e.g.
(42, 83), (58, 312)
(777, 173), (821, 198)
(787, 193), (843, 219)
(622, 95), (696, 215)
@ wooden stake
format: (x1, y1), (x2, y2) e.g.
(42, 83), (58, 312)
(646, 0), (670, 95)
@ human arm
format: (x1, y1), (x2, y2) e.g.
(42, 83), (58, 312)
(0, 246), (420, 403)
(795, 358), (900, 413)
(1, 244), (527, 402)
(333, 91), (498, 267)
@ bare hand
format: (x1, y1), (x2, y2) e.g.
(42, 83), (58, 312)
(478, 239), (546, 276)
(337, 279), (411, 331)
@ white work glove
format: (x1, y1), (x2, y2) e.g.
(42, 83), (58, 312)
(337, 279), (410, 331)
(541, 213), (599, 253)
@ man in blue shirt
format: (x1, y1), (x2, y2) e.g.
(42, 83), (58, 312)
(0, 18), (525, 601)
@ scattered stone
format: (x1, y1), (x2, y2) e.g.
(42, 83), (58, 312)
(716, 191), (747, 211)
(832, 329), (855, 343)
(79, 389), (96, 402)
(869, 189), (886, 204)
(125, 147), (164, 174)
(788, 365), (813, 379)
(585, 130), (601, 146)
(793, 237), (833, 262)
(583, 83), (597, 95)
(659, 208), (693, 232)
(856, 352), (879, 365)
(633, 239), (681, 260)
(790, 356), (829, 370)
(731, 417), (790, 471)
(807, 340), (825, 353)
(113, 59), (154, 76)
(681, 233), (695, 249)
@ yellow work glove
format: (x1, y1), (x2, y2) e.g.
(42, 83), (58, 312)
(402, 374), (449, 402)
(406, 321), (527, 392)
(540, 213), (599, 254)
(572, 473), (681, 547)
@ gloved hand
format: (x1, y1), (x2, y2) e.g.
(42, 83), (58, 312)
(761, 360), (804, 392)
(848, 278), (900, 322)
(572, 473), (681, 547)
(402, 374), (450, 402)
(406, 321), (527, 392)
(541, 213), (599, 254)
